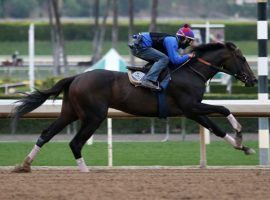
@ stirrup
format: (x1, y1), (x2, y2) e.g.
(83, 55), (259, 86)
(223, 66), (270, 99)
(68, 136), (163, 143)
(126, 66), (145, 72)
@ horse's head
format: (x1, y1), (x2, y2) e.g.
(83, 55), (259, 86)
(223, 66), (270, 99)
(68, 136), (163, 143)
(222, 42), (257, 87)
(192, 42), (257, 87)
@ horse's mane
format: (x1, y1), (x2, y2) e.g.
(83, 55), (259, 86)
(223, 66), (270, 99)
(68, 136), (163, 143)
(192, 42), (237, 56)
(192, 43), (225, 52)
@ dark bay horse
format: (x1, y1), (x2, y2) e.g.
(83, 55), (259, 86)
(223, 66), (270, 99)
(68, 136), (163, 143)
(12, 42), (257, 172)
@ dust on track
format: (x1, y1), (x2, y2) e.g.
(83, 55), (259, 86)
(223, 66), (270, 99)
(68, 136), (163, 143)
(1, 167), (270, 200)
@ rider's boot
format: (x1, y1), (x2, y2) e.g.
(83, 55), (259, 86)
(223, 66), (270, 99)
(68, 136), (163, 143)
(141, 79), (161, 91)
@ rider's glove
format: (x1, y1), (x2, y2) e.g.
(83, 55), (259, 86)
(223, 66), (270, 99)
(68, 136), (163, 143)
(188, 52), (195, 59)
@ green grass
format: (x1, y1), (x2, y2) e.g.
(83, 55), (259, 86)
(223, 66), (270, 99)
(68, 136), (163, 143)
(0, 40), (129, 56)
(0, 40), (270, 56)
(0, 141), (258, 166)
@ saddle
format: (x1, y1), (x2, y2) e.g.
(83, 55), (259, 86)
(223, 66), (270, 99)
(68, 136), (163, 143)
(127, 63), (171, 90)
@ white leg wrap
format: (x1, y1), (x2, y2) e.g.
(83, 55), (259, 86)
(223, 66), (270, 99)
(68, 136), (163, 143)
(27, 145), (40, 162)
(76, 158), (89, 172)
(224, 134), (238, 148)
(227, 114), (242, 132)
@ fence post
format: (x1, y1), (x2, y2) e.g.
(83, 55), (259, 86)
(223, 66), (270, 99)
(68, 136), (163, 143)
(162, 118), (170, 142)
(180, 117), (186, 141)
(257, 0), (269, 165)
(199, 125), (207, 168)
(151, 118), (155, 134)
(28, 23), (35, 92)
(108, 118), (113, 167)
(204, 127), (210, 145)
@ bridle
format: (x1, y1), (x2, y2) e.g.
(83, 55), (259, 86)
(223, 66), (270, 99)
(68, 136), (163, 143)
(171, 46), (250, 84)
(170, 56), (231, 82)
(197, 57), (233, 76)
(194, 48), (249, 83)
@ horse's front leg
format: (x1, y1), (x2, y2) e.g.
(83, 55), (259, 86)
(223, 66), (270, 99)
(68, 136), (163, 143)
(191, 102), (242, 133)
(186, 114), (255, 155)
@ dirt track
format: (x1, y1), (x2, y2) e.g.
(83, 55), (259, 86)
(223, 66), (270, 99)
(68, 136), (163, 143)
(0, 168), (270, 200)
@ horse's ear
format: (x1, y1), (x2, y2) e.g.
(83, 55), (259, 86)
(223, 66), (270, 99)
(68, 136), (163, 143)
(225, 42), (237, 51)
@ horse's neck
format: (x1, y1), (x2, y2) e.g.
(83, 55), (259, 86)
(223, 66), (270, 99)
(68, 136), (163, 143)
(191, 50), (224, 81)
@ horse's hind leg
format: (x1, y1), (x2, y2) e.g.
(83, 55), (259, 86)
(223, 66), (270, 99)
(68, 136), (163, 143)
(69, 112), (106, 172)
(13, 102), (77, 173)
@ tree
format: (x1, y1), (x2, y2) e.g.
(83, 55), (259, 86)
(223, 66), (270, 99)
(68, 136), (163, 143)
(92, 0), (99, 60)
(1, 0), (38, 18)
(112, 0), (118, 49)
(48, 0), (68, 76)
(149, 0), (158, 32)
(128, 0), (134, 65)
(92, 0), (111, 64)
(0, 0), (4, 18)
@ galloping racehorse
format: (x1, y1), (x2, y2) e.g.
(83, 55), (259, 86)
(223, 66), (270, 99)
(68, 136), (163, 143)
(12, 42), (257, 172)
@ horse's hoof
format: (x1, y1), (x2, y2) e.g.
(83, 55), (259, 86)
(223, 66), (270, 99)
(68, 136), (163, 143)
(243, 146), (256, 155)
(234, 145), (255, 155)
(12, 164), (31, 173)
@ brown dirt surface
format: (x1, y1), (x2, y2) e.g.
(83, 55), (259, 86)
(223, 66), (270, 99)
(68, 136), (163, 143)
(0, 168), (270, 200)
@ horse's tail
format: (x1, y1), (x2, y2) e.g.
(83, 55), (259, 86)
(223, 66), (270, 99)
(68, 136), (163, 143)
(11, 75), (77, 132)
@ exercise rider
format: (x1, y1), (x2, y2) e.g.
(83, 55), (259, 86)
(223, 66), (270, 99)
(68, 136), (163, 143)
(130, 24), (196, 90)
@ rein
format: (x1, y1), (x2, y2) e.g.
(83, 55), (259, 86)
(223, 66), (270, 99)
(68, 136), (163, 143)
(170, 59), (191, 74)
(188, 64), (208, 82)
(170, 55), (238, 83)
(197, 57), (237, 78)
(170, 57), (223, 83)
(168, 44), (250, 85)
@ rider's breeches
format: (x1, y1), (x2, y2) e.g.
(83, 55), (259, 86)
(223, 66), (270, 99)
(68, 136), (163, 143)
(131, 47), (169, 82)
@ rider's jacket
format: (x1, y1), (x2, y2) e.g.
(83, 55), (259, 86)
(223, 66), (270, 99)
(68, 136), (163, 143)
(139, 32), (189, 65)
(150, 32), (173, 53)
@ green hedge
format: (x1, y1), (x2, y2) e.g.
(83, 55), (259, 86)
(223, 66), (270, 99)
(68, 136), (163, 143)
(225, 23), (257, 41)
(0, 21), (269, 41)
(0, 117), (259, 134)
